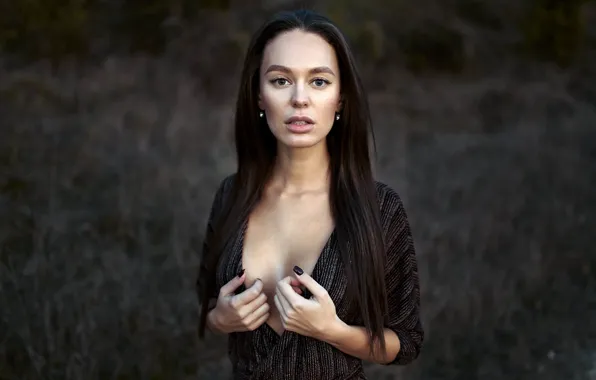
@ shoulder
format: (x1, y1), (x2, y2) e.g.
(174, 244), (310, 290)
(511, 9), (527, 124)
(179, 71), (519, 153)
(374, 180), (412, 239)
(374, 180), (406, 217)
(210, 173), (237, 212)
(215, 173), (237, 196)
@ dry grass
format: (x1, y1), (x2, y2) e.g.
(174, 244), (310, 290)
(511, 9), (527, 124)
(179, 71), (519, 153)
(1, 3), (596, 379)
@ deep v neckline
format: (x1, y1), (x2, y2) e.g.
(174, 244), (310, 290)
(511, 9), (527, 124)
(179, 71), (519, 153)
(233, 214), (336, 337)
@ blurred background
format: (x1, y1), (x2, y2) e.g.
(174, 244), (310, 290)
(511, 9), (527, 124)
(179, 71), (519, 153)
(1, 0), (595, 379)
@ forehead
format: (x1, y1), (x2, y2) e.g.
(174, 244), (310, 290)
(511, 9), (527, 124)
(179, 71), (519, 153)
(261, 29), (338, 72)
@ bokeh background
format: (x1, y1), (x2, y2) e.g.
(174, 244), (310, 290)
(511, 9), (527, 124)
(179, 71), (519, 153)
(1, 0), (595, 379)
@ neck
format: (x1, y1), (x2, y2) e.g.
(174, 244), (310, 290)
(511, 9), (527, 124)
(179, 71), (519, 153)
(270, 142), (330, 194)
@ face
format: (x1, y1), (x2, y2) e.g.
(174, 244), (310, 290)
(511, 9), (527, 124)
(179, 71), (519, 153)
(258, 29), (342, 149)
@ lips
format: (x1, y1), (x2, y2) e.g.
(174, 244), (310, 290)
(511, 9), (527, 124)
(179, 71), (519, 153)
(284, 115), (315, 134)
(285, 116), (314, 124)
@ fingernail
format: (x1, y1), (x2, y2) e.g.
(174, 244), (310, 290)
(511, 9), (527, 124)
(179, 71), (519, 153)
(302, 287), (312, 299)
(293, 266), (303, 275)
(237, 269), (245, 278)
(235, 284), (246, 295)
(256, 278), (262, 283)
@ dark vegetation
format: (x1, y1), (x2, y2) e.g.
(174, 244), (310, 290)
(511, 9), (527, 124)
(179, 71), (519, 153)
(1, 0), (595, 379)
(0, 0), (593, 69)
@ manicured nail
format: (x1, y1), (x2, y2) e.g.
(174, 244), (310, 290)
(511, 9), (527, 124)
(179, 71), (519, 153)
(293, 266), (303, 275)
(302, 287), (312, 299)
(237, 269), (245, 278)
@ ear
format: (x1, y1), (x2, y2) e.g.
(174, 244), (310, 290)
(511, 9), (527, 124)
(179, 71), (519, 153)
(258, 93), (264, 110)
(336, 95), (344, 112)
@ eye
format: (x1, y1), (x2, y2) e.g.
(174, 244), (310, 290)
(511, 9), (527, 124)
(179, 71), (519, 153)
(312, 78), (331, 87)
(270, 78), (290, 86)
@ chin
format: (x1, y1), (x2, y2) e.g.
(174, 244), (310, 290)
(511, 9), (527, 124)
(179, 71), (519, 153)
(277, 134), (326, 149)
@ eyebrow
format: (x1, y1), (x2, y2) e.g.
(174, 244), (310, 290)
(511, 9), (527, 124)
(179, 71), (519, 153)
(264, 64), (336, 76)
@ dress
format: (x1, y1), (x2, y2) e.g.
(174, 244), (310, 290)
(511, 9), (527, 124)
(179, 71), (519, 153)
(198, 174), (423, 380)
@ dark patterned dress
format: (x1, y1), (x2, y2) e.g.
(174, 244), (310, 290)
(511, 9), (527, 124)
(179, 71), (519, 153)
(199, 174), (423, 380)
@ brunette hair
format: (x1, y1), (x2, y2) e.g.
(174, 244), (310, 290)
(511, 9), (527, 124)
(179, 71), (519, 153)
(198, 9), (388, 356)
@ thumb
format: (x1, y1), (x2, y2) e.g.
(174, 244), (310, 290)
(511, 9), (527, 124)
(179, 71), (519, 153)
(219, 269), (246, 297)
(292, 266), (326, 299)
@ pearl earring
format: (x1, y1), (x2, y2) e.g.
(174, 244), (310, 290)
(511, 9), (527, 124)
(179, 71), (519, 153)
(259, 111), (264, 118)
(335, 113), (340, 121)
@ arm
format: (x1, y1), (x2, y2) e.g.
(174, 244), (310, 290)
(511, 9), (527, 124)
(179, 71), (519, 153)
(205, 299), (226, 334)
(320, 192), (424, 365)
(321, 321), (402, 365)
(197, 175), (233, 337)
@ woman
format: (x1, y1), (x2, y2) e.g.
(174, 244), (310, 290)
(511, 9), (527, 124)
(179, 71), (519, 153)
(197, 9), (423, 380)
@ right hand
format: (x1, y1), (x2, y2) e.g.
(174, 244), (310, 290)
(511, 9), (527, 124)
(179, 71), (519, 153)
(208, 271), (270, 333)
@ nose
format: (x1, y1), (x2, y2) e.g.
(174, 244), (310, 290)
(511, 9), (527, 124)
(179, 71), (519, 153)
(291, 83), (309, 108)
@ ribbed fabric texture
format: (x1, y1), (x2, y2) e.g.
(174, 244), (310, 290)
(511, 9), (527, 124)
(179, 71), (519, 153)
(199, 175), (423, 380)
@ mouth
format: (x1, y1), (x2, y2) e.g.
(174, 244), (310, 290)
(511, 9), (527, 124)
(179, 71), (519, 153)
(284, 115), (315, 133)
(285, 116), (315, 125)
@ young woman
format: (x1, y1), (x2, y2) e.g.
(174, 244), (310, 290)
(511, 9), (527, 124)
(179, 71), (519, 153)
(197, 9), (423, 380)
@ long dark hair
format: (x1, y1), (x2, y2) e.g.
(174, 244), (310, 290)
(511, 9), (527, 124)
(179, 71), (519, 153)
(198, 9), (388, 356)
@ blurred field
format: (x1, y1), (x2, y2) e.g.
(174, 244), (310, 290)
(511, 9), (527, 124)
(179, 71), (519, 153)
(1, 1), (596, 379)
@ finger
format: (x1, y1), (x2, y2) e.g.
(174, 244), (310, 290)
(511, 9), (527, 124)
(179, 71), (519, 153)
(277, 278), (303, 306)
(219, 269), (246, 297)
(275, 286), (295, 316)
(290, 277), (304, 294)
(232, 278), (264, 308)
(247, 310), (270, 331)
(243, 301), (270, 328)
(237, 292), (267, 319)
(273, 294), (288, 323)
(292, 266), (328, 300)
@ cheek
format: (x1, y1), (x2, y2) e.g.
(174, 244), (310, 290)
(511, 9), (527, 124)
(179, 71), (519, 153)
(318, 92), (341, 115)
(260, 87), (287, 110)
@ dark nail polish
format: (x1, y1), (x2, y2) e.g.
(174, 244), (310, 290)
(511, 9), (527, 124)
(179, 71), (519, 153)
(293, 266), (303, 275)
(237, 268), (245, 278)
(302, 287), (312, 299)
(235, 284), (246, 295)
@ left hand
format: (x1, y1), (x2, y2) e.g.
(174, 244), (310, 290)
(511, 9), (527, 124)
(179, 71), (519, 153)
(274, 267), (338, 339)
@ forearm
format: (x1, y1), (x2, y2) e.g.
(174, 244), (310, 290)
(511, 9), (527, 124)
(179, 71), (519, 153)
(320, 318), (401, 365)
(205, 302), (226, 335)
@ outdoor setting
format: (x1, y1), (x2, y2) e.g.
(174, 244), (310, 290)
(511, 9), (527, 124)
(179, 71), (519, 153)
(1, 0), (595, 379)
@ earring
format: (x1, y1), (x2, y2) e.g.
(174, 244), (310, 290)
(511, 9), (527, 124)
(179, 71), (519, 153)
(335, 113), (340, 121)
(259, 111), (264, 118)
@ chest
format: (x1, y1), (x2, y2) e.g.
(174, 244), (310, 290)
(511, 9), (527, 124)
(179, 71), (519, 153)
(241, 196), (334, 296)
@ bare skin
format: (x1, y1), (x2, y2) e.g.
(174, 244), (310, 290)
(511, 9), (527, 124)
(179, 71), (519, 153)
(210, 29), (342, 336)
(242, 174), (335, 335)
(244, 29), (341, 335)
(208, 28), (404, 365)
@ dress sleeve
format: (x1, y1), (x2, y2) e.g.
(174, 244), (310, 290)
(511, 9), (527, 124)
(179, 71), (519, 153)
(382, 192), (424, 365)
(197, 175), (232, 309)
